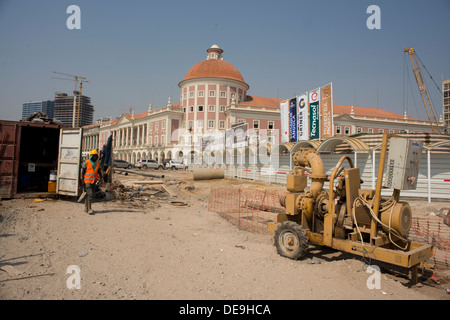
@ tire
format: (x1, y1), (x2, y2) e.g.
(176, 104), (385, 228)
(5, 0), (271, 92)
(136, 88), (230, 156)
(127, 165), (132, 169)
(171, 166), (176, 170)
(143, 165), (147, 169)
(274, 221), (308, 260)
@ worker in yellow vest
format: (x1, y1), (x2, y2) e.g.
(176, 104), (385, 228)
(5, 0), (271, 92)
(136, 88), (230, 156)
(81, 149), (102, 215)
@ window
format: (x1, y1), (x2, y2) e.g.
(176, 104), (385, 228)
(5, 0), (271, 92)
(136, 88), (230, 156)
(149, 123), (153, 130)
(336, 126), (341, 134)
(268, 121), (274, 130)
(155, 122), (159, 130)
(209, 90), (215, 97)
(189, 106), (194, 112)
(208, 105), (215, 112)
(189, 92), (194, 98)
(208, 120), (214, 128)
(220, 106), (226, 112)
(238, 119), (245, 124)
(368, 128), (373, 133)
(188, 121), (193, 129)
(389, 130), (394, 134)
(198, 91), (204, 97)
(161, 135), (165, 146)
(357, 127), (362, 133)
(239, 94), (243, 101)
(219, 121), (225, 129)
(197, 120), (203, 128)
(344, 127), (350, 135)
(253, 120), (259, 129)
(379, 129), (384, 133)
(198, 105), (204, 112)
(220, 91), (226, 98)
(183, 93), (187, 99)
(161, 121), (165, 129)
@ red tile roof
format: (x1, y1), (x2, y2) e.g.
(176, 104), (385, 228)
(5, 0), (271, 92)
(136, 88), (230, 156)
(333, 104), (421, 121)
(239, 96), (284, 109)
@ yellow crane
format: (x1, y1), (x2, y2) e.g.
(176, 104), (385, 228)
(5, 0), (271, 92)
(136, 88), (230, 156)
(51, 71), (90, 128)
(404, 48), (441, 134)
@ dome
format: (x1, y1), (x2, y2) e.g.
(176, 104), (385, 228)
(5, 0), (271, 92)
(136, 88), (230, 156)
(183, 59), (246, 83)
(179, 45), (249, 89)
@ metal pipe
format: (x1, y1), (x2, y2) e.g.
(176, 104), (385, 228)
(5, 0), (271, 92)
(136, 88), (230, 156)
(303, 150), (327, 199)
(371, 133), (389, 244)
(114, 168), (165, 179)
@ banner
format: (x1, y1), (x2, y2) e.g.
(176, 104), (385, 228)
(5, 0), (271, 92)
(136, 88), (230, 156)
(280, 100), (289, 143)
(297, 94), (309, 140)
(320, 83), (333, 139)
(289, 98), (297, 142)
(309, 89), (320, 140)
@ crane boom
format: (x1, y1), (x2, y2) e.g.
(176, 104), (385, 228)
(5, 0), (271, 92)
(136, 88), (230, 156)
(404, 47), (441, 134)
(51, 71), (89, 128)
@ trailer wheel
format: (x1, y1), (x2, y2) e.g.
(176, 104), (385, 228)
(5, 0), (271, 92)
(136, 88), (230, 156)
(274, 221), (308, 260)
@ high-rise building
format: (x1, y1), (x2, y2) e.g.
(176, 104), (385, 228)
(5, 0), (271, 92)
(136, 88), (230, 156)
(443, 79), (450, 129)
(22, 100), (54, 120)
(53, 91), (94, 128)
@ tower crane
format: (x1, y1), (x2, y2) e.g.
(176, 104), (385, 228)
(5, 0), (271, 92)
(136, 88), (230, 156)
(403, 48), (441, 134)
(51, 71), (90, 128)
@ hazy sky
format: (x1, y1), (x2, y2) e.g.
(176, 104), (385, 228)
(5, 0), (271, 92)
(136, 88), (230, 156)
(1, 0), (449, 122)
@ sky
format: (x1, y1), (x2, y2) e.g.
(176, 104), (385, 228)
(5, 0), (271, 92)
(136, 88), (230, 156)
(0, 0), (449, 122)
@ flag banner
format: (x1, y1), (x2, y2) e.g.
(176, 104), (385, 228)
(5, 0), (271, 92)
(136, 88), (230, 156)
(309, 89), (320, 140)
(320, 83), (333, 139)
(280, 100), (289, 143)
(297, 94), (309, 140)
(289, 97), (297, 142)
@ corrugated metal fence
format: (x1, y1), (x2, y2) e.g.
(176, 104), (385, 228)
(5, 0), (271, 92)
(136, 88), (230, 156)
(192, 152), (450, 202)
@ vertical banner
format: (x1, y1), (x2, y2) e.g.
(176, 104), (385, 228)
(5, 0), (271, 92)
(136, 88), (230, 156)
(297, 94), (309, 140)
(280, 100), (289, 143)
(320, 83), (333, 139)
(309, 89), (320, 140)
(289, 97), (297, 142)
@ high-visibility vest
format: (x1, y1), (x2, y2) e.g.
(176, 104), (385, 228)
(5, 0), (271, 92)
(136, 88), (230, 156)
(84, 160), (99, 184)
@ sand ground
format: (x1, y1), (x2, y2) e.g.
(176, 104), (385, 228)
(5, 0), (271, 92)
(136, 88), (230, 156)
(0, 169), (449, 300)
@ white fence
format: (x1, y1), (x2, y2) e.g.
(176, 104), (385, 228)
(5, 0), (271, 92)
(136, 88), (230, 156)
(190, 151), (450, 203)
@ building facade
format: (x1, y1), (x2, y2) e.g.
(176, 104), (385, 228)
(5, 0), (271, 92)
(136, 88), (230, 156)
(54, 91), (94, 128)
(443, 79), (450, 129)
(22, 100), (54, 120)
(82, 44), (446, 163)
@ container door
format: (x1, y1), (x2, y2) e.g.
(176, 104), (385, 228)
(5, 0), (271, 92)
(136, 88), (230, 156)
(57, 128), (83, 197)
(0, 122), (19, 198)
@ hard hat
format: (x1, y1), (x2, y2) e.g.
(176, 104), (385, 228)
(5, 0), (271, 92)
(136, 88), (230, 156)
(89, 149), (98, 156)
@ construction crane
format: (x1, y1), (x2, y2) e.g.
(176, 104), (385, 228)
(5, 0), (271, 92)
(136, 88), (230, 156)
(403, 48), (441, 134)
(51, 71), (90, 128)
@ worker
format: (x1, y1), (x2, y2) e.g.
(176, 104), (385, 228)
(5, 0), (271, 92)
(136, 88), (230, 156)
(81, 149), (101, 215)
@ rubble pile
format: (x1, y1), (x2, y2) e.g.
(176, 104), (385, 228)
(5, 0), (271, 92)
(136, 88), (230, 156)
(107, 181), (169, 209)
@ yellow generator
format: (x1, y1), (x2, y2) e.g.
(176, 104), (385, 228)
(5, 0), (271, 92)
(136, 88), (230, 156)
(268, 134), (433, 283)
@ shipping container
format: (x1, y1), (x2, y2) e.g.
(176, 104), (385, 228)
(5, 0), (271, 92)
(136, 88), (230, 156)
(0, 120), (82, 198)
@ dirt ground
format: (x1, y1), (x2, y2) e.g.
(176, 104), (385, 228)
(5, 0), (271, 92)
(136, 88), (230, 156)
(0, 169), (449, 300)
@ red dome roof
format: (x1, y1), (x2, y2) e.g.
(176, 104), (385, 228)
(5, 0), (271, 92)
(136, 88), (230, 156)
(183, 59), (246, 84)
